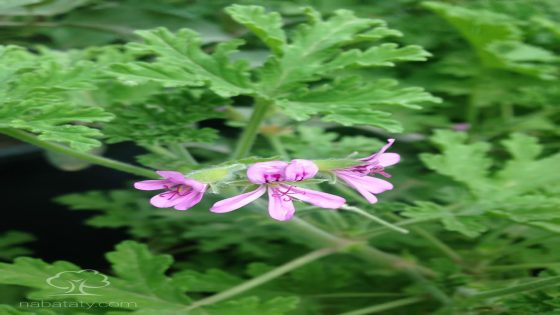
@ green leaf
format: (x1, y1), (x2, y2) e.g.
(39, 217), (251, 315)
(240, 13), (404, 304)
(195, 296), (299, 315)
(424, 2), (557, 79)
(226, 5), (286, 55)
(403, 202), (488, 238)
(419, 130), (492, 195)
(0, 241), (299, 314)
(351, 43), (431, 67)
(278, 78), (439, 132)
(110, 28), (253, 97)
(105, 241), (189, 303)
(256, 8), (429, 96)
(0, 46), (113, 151)
(0, 231), (35, 261)
(172, 269), (243, 293)
(0, 304), (57, 315)
(103, 91), (223, 146)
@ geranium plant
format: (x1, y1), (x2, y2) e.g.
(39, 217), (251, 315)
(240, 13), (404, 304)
(1, 1), (560, 314)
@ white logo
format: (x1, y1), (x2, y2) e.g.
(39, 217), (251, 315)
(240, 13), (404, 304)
(46, 269), (110, 296)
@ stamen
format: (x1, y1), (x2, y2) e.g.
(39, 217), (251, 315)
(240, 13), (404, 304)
(159, 184), (192, 200)
(271, 185), (301, 202)
(370, 166), (391, 178)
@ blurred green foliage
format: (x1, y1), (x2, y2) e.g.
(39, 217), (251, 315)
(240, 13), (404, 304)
(0, 0), (559, 314)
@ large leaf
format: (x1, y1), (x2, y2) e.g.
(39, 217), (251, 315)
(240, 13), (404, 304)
(110, 28), (253, 97)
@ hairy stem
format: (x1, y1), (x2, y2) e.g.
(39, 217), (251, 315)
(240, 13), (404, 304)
(0, 128), (155, 178)
(467, 275), (560, 300)
(341, 205), (409, 234)
(231, 98), (270, 160)
(184, 247), (338, 313)
(337, 297), (424, 315)
(485, 262), (560, 272)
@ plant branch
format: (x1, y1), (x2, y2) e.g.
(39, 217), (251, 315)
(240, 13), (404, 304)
(231, 98), (270, 160)
(184, 247), (338, 313)
(341, 205), (409, 234)
(467, 275), (560, 300)
(0, 128), (155, 178)
(337, 296), (425, 315)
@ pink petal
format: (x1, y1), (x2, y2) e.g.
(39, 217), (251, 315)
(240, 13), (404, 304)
(156, 171), (187, 184)
(337, 172), (393, 193)
(268, 188), (296, 221)
(284, 159), (318, 182)
(134, 179), (170, 191)
(336, 172), (394, 204)
(288, 185), (346, 209)
(174, 191), (205, 211)
(361, 138), (396, 162)
(247, 161), (288, 184)
(378, 153), (400, 167)
(150, 193), (188, 208)
(183, 178), (207, 192)
(210, 186), (267, 213)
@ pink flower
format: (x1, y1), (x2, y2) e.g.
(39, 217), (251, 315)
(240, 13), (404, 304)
(335, 139), (400, 203)
(211, 160), (346, 221)
(134, 171), (207, 211)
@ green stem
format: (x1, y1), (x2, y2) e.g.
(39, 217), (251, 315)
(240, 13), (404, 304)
(408, 225), (463, 263)
(310, 292), (407, 298)
(341, 205), (409, 234)
(335, 184), (461, 262)
(485, 263), (560, 272)
(385, 212), (462, 263)
(468, 275), (560, 300)
(184, 247), (338, 313)
(231, 98), (270, 160)
(0, 128), (155, 178)
(337, 297), (424, 315)
(288, 218), (437, 277)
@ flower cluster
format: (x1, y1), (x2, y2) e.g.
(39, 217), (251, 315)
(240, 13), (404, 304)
(134, 139), (399, 221)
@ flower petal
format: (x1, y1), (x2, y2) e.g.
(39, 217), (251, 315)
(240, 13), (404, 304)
(150, 192), (188, 208)
(183, 178), (207, 192)
(174, 191), (205, 211)
(361, 138), (396, 162)
(284, 159), (318, 182)
(337, 172), (393, 193)
(247, 161), (288, 184)
(156, 171), (186, 184)
(134, 179), (170, 191)
(378, 153), (400, 167)
(288, 185), (346, 209)
(210, 186), (267, 213)
(268, 188), (296, 221)
(336, 172), (394, 204)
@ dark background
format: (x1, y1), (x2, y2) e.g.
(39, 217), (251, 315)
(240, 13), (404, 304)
(0, 136), (137, 269)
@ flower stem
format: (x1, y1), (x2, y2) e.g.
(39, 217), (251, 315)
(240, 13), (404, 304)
(0, 128), (155, 178)
(231, 98), (270, 160)
(341, 205), (409, 234)
(485, 262), (560, 272)
(184, 247), (338, 313)
(467, 275), (560, 300)
(337, 296), (424, 315)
